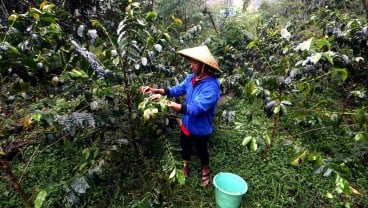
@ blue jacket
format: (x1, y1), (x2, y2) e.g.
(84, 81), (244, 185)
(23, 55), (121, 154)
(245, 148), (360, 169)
(166, 73), (220, 136)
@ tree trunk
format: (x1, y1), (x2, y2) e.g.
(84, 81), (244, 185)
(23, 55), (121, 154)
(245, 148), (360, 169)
(242, 0), (251, 12)
(0, 156), (32, 208)
(362, 0), (368, 20)
(206, 11), (218, 34)
(202, 4), (218, 34)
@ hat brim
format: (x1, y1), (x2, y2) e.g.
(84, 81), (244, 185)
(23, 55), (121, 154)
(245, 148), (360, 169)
(177, 45), (221, 72)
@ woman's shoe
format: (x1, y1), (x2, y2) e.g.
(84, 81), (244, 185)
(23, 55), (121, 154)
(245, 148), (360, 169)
(200, 172), (211, 187)
(181, 166), (189, 178)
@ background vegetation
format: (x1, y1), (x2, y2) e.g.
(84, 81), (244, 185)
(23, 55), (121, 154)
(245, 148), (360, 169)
(0, 0), (367, 207)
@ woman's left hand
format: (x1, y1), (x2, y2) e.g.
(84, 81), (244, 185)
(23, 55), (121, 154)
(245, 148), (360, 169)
(140, 86), (152, 95)
(166, 100), (181, 112)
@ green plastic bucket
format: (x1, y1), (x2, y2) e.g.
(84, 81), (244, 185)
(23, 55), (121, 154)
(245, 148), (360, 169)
(213, 172), (248, 208)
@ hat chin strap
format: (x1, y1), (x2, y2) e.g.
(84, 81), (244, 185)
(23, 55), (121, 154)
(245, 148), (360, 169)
(195, 64), (210, 81)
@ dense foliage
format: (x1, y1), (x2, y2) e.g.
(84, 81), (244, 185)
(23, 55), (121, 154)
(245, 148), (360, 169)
(0, 0), (367, 207)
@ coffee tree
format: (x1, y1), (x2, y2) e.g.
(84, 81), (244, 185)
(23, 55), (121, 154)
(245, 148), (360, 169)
(0, 1), (191, 206)
(219, 4), (367, 202)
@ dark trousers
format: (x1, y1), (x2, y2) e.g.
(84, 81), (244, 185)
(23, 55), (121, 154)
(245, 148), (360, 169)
(180, 131), (210, 166)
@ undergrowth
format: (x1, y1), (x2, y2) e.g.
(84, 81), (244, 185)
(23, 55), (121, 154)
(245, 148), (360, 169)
(1, 94), (367, 207)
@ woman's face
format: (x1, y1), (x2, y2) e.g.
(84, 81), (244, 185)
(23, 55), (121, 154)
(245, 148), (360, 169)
(190, 59), (202, 75)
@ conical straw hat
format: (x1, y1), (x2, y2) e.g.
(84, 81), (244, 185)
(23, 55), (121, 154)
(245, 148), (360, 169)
(177, 45), (221, 72)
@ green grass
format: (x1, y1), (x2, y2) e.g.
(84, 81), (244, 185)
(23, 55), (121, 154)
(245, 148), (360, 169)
(104, 98), (365, 207)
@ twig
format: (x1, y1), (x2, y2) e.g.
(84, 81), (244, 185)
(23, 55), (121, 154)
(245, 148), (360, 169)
(283, 124), (357, 140)
(39, 135), (67, 154)
(0, 0), (9, 18)
(19, 144), (40, 183)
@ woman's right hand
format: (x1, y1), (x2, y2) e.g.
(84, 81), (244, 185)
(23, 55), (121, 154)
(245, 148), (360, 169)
(148, 93), (162, 101)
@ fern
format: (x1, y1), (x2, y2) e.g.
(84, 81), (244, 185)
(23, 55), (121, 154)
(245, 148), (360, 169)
(180, 24), (202, 43)
(56, 112), (96, 130)
(71, 40), (106, 79)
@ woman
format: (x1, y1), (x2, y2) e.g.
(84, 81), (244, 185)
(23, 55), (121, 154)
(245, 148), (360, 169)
(140, 45), (220, 187)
